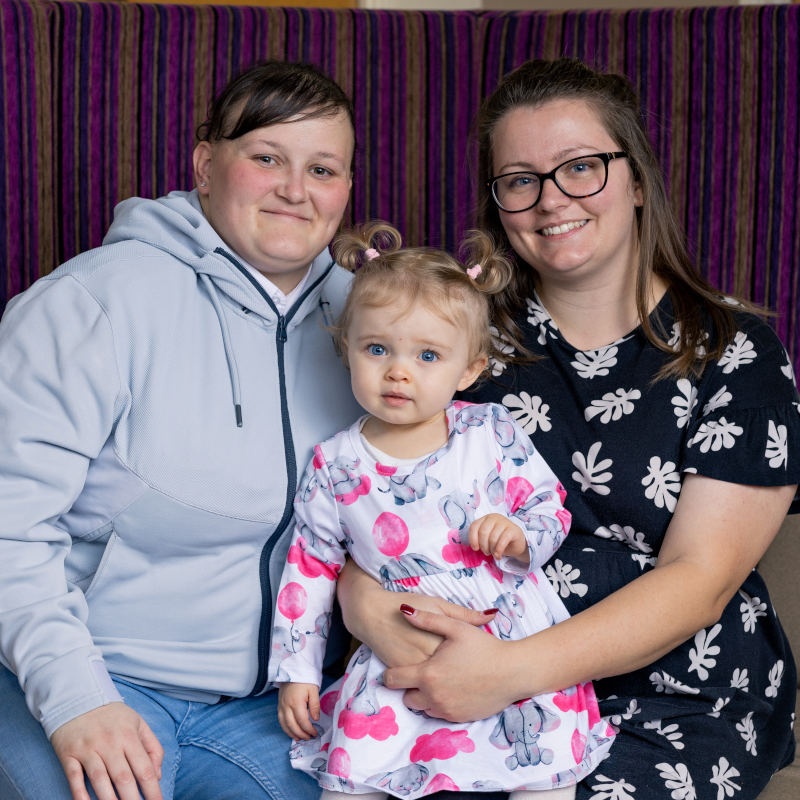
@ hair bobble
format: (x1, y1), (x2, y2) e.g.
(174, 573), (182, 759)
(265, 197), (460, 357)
(466, 265), (482, 280)
(365, 248), (380, 261)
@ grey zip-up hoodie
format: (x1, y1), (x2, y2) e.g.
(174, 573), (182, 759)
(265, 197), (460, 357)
(0, 190), (361, 738)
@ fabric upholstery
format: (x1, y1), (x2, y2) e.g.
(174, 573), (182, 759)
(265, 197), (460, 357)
(0, 1), (798, 379)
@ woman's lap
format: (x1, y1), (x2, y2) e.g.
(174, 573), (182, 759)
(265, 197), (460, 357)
(0, 665), (318, 800)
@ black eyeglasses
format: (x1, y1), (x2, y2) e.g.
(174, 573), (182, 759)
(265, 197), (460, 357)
(488, 152), (629, 213)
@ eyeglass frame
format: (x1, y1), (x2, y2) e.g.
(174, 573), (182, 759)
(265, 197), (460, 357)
(488, 151), (629, 213)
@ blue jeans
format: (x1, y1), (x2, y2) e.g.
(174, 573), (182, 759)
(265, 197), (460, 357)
(0, 665), (320, 800)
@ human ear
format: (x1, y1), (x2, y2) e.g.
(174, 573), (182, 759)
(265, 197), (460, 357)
(193, 141), (213, 195)
(457, 356), (489, 391)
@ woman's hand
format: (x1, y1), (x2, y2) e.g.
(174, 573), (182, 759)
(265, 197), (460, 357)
(383, 607), (523, 722)
(50, 703), (163, 800)
(336, 559), (496, 667)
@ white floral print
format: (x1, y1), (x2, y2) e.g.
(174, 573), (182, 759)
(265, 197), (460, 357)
(572, 346), (619, 379)
(736, 712), (758, 755)
(765, 420), (787, 468)
(765, 660), (784, 698)
(572, 442), (613, 494)
(585, 388), (641, 423)
(703, 386), (732, 416)
(688, 624), (721, 680)
(649, 671), (700, 695)
(781, 357), (796, 382)
(644, 719), (684, 750)
(718, 331), (757, 373)
(589, 775), (636, 800)
(739, 590), (767, 633)
(668, 322), (708, 359)
(526, 298), (556, 345)
(545, 559), (588, 598)
(730, 668), (749, 692)
(688, 417), (743, 453)
(656, 762), (696, 799)
(594, 523), (652, 553)
(710, 757), (741, 799)
(707, 697), (731, 718)
(642, 456), (681, 511)
(605, 697), (641, 728)
(502, 391), (552, 433)
(671, 379), (698, 429)
(488, 325), (514, 377)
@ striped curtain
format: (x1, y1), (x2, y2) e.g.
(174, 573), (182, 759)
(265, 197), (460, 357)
(1, 1), (798, 371)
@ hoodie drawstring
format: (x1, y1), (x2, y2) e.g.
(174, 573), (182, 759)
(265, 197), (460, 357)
(199, 273), (243, 427)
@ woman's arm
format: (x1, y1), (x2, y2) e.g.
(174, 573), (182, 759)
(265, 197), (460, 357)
(382, 475), (797, 721)
(336, 559), (496, 667)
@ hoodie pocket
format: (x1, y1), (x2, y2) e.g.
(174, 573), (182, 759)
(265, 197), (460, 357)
(83, 529), (119, 601)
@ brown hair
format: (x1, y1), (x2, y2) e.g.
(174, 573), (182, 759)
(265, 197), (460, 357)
(332, 221), (515, 378)
(197, 60), (355, 162)
(475, 57), (754, 379)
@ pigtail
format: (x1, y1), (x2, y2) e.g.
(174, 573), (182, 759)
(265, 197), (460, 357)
(457, 229), (529, 363)
(333, 220), (403, 272)
(458, 229), (513, 295)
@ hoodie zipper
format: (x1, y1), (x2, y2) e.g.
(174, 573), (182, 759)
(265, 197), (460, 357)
(213, 248), (335, 695)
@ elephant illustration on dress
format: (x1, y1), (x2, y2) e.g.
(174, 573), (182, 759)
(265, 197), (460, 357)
(483, 462), (506, 506)
(489, 701), (561, 770)
(511, 491), (565, 549)
(270, 625), (306, 681)
(491, 406), (534, 465)
(328, 455), (371, 504)
(453, 402), (492, 433)
(379, 455), (440, 505)
(367, 763), (430, 796)
(379, 553), (443, 587)
(492, 591), (527, 640)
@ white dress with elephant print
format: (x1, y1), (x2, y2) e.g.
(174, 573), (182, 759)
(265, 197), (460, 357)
(268, 401), (615, 798)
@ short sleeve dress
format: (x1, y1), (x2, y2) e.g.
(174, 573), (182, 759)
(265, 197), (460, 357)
(462, 291), (800, 799)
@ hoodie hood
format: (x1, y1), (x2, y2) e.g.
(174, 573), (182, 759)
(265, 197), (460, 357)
(103, 190), (337, 319)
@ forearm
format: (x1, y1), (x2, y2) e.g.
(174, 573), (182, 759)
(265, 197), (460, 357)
(501, 560), (723, 700)
(337, 561), (444, 666)
(501, 479), (796, 701)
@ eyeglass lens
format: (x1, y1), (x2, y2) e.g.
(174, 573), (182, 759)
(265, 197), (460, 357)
(493, 155), (609, 212)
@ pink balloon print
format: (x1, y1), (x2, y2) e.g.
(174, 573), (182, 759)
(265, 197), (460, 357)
(372, 511), (409, 557)
(327, 747), (351, 778)
(277, 582), (307, 621)
(505, 476), (533, 513)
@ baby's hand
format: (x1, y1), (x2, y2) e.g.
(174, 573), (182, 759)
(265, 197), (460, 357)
(277, 682), (321, 740)
(468, 514), (529, 563)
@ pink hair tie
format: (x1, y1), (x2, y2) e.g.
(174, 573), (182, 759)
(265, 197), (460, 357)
(466, 264), (482, 280)
(365, 248), (380, 261)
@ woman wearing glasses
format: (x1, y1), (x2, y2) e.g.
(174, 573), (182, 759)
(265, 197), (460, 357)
(338, 58), (800, 798)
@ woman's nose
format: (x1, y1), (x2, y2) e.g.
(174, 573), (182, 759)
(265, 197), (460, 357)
(536, 175), (569, 211)
(277, 169), (308, 203)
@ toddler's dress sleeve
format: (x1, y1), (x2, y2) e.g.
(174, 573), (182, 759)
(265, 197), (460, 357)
(268, 445), (348, 686)
(487, 403), (573, 572)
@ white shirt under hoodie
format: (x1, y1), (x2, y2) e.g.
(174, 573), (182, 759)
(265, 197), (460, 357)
(0, 190), (361, 738)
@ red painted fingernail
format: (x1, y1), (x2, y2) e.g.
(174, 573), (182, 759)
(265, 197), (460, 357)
(400, 603), (417, 616)
(483, 608), (499, 615)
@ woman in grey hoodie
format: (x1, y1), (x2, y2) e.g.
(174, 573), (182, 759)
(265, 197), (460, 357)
(0, 61), (363, 800)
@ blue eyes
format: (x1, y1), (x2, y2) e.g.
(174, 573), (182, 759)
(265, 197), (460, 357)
(365, 345), (438, 362)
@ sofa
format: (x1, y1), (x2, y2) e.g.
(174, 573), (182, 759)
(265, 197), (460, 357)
(758, 513), (800, 798)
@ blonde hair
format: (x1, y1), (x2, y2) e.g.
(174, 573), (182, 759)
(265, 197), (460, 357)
(332, 221), (514, 378)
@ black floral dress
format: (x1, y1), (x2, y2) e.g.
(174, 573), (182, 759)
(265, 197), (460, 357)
(461, 292), (800, 799)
